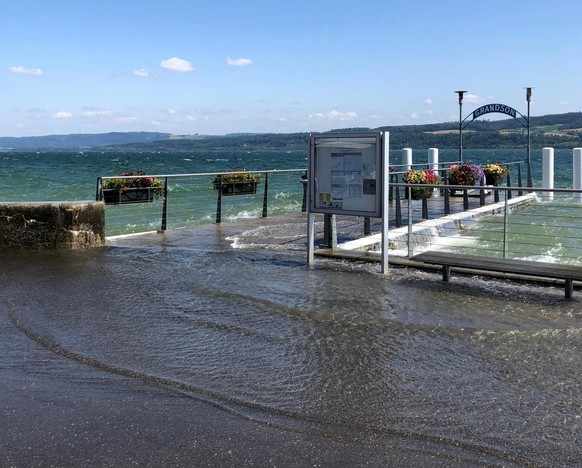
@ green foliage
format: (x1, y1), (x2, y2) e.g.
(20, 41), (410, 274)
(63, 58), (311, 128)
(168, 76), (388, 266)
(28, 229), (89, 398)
(211, 170), (261, 189)
(102, 171), (163, 198)
(448, 163), (484, 186)
(403, 169), (441, 199)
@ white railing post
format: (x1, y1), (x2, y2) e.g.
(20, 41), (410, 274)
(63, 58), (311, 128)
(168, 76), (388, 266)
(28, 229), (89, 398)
(573, 148), (582, 202)
(428, 148), (439, 172)
(542, 147), (554, 201)
(403, 148), (412, 171)
(428, 148), (439, 196)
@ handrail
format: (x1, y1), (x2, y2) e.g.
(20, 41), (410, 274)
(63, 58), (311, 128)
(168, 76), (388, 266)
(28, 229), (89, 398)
(99, 168), (303, 181)
(96, 168), (307, 234)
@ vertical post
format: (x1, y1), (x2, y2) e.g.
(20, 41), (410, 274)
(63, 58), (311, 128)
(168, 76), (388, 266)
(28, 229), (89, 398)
(161, 177), (168, 231)
(307, 136), (315, 264)
(381, 132), (389, 274)
(503, 190), (509, 259)
(364, 217), (371, 235)
(455, 91), (467, 162)
(574, 148), (582, 201)
(526, 87), (533, 188)
(428, 148), (438, 172)
(442, 170), (450, 215)
(395, 181), (402, 227)
(323, 214), (337, 249)
(479, 176), (485, 206)
(301, 173), (308, 212)
(403, 148), (413, 170)
(307, 213), (315, 264)
(215, 175), (222, 224)
(517, 164), (523, 196)
(428, 147), (438, 199)
(262, 172), (269, 218)
(542, 147), (554, 201)
(407, 187), (413, 258)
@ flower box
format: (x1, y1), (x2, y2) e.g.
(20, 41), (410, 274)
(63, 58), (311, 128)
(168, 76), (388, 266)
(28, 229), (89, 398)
(102, 188), (156, 205)
(403, 169), (441, 200)
(218, 181), (258, 196)
(483, 163), (509, 186)
(212, 170), (261, 196)
(101, 171), (163, 205)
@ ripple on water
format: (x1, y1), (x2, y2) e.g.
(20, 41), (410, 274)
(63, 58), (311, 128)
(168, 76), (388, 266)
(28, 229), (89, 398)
(3, 245), (582, 466)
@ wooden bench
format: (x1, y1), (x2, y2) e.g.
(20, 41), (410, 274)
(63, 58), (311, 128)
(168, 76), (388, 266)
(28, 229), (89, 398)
(412, 251), (582, 300)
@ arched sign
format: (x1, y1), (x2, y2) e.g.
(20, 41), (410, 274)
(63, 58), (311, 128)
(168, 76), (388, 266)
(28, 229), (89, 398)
(463, 102), (528, 129)
(472, 103), (517, 120)
(455, 88), (533, 188)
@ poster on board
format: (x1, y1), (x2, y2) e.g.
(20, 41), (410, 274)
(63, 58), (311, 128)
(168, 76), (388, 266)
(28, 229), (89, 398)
(309, 132), (384, 217)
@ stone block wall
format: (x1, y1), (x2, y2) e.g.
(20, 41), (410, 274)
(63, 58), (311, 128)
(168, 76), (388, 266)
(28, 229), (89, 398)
(0, 202), (105, 251)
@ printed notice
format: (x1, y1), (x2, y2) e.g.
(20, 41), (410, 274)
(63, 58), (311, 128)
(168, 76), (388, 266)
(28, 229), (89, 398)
(310, 132), (383, 216)
(328, 152), (363, 203)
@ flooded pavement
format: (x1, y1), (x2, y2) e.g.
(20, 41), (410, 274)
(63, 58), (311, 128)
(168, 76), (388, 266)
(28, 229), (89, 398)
(1, 214), (581, 466)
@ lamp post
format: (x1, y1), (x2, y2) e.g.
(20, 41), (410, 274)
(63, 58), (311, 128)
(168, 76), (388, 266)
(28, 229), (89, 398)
(525, 87), (533, 187)
(455, 90), (467, 162)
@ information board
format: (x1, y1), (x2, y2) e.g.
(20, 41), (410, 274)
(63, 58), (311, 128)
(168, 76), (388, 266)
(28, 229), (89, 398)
(309, 132), (384, 217)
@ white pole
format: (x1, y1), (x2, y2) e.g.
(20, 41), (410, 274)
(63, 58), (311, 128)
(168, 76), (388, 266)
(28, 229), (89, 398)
(428, 148), (438, 172)
(542, 147), (554, 201)
(574, 148), (582, 202)
(402, 148), (412, 171)
(428, 148), (439, 196)
(381, 132), (389, 274)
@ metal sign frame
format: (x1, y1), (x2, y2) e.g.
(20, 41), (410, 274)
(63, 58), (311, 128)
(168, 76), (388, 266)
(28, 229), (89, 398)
(308, 132), (383, 217)
(307, 132), (389, 273)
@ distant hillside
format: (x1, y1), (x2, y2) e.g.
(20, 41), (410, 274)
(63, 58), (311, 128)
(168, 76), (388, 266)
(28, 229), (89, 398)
(110, 112), (582, 151)
(0, 131), (172, 149)
(3, 112), (582, 151)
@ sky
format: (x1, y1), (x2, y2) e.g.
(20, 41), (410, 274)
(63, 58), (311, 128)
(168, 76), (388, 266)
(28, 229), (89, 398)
(2, 0), (582, 137)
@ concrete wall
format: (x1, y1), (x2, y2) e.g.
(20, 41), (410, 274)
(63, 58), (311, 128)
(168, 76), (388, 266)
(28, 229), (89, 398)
(0, 201), (105, 251)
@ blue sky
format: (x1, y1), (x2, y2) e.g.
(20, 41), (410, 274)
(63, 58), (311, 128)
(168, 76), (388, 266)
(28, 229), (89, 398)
(2, 0), (581, 137)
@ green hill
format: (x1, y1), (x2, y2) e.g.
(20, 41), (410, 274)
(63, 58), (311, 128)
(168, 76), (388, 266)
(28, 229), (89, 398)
(3, 112), (582, 151)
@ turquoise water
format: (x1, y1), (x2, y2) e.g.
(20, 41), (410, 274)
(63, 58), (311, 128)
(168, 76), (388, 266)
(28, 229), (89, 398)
(0, 147), (576, 236)
(0, 149), (308, 235)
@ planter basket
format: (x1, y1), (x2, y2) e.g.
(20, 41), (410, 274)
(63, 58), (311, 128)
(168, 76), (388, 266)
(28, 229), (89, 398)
(218, 182), (258, 196)
(485, 173), (502, 186)
(102, 188), (156, 205)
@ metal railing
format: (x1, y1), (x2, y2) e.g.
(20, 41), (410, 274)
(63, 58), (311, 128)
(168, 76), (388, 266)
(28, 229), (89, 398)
(388, 184), (582, 265)
(388, 161), (524, 222)
(96, 169), (307, 236)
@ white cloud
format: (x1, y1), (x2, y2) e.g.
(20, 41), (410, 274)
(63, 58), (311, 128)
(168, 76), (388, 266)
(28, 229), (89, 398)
(410, 112), (420, 119)
(166, 108), (177, 115)
(560, 100), (569, 106)
(424, 98), (433, 105)
(52, 111), (72, 119)
(114, 116), (139, 124)
(186, 115), (196, 121)
(464, 93), (482, 104)
(9, 65), (43, 76)
(83, 110), (112, 117)
(308, 111), (358, 121)
(160, 57), (193, 72)
(226, 57), (253, 67)
(327, 110), (358, 121)
(133, 68), (149, 77)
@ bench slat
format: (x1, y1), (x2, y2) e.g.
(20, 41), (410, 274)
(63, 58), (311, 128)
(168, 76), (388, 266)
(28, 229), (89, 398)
(412, 252), (582, 281)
